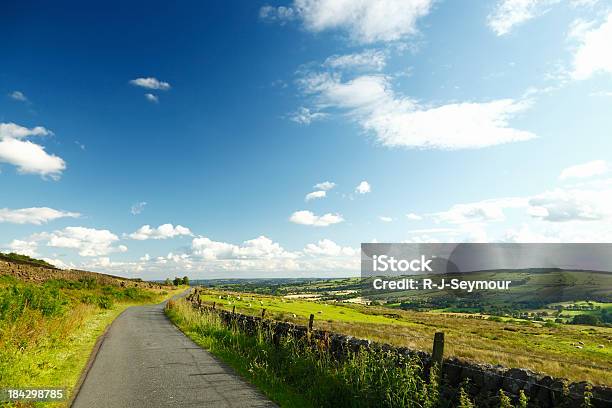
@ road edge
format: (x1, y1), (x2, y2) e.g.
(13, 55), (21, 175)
(67, 306), (130, 407)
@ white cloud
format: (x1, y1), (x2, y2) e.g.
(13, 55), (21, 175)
(488, 0), (560, 36)
(191, 235), (296, 260)
(128, 224), (192, 240)
(324, 49), (387, 71)
(528, 188), (610, 221)
(42, 257), (72, 269)
(129, 77), (171, 90)
(305, 190), (326, 201)
(0, 207), (80, 225)
(144, 93), (159, 103)
(299, 74), (535, 150)
(35, 227), (127, 257)
(430, 197), (528, 224)
(303, 239), (356, 256)
(7, 239), (38, 257)
(355, 180), (371, 194)
(0, 122), (66, 178)
(131, 202), (147, 215)
(314, 181), (336, 190)
(559, 160), (608, 180)
(378, 216), (393, 222)
(10, 91), (27, 102)
(406, 213), (423, 220)
(570, 12), (612, 80)
(262, 0), (433, 44)
(289, 210), (344, 226)
(290, 107), (327, 124)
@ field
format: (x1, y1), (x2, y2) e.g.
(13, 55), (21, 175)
(193, 280), (612, 386)
(0, 256), (182, 406)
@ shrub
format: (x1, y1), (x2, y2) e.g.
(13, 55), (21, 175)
(571, 314), (602, 326)
(0, 285), (67, 321)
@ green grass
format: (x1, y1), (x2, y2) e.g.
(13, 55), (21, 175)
(195, 289), (612, 386)
(0, 277), (183, 407)
(165, 298), (443, 408)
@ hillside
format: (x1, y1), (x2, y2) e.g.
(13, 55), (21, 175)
(0, 252), (159, 288)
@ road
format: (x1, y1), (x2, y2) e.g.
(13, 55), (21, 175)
(72, 292), (275, 407)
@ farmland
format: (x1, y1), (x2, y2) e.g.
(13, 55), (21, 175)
(193, 269), (612, 386)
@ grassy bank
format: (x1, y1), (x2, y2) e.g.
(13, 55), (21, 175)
(194, 289), (612, 386)
(166, 297), (454, 408)
(0, 274), (182, 406)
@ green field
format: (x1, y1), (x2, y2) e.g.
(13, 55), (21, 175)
(194, 284), (612, 386)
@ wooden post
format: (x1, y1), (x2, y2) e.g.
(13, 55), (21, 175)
(308, 314), (315, 331)
(432, 332), (444, 369)
(212, 302), (216, 310)
(232, 305), (236, 314)
(261, 308), (266, 319)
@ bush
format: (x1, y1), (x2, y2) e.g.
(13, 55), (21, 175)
(571, 314), (602, 326)
(0, 286), (67, 321)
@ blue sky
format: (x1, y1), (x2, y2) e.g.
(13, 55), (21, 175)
(1, 0), (611, 279)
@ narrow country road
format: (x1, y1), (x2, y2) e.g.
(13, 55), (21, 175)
(72, 292), (275, 408)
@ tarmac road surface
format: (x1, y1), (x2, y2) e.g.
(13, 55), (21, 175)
(72, 292), (275, 407)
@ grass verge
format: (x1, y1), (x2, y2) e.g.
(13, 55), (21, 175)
(0, 275), (183, 407)
(165, 298), (442, 408)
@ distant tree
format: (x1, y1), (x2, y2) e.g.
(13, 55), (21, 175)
(182, 276), (190, 286)
(164, 278), (172, 286)
(571, 314), (602, 326)
(173, 276), (182, 286)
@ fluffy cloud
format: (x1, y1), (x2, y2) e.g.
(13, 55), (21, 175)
(129, 77), (171, 90)
(130, 202), (147, 215)
(570, 12), (612, 80)
(290, 107), (327, 124)
(406, 213), (423, 220)
(355, 180), (371, 194)
(430, 198), (528, 224)
(7, 239), (38, 257)
(144, 93), (159, 103)
(128, 224), (192, 240)
(10, 91), (27, 102)
(314, 181), (336, 190)
(305, 190), (326, 201)
(289, 210), (344, 226)
(378, 216), (393, 222)
(324, 49), (387, 71)
(528, 188), (610, 221)
(35, 227), (127, 257)
(303, 239), (356, 256)
(559, 160), (608, 180)
(0, 207), (80, 225)
(191, 235), (296, 260)
(488, 0), (560, 36)
(299, 74), (535, 149)
(261, 0), (433, 44)
(0, 122), (66, 178)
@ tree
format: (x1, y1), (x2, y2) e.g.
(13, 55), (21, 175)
(173, 276), (182, 286)
(182, 276), (189, 286)
(164, 278), (172, 286)
(571, 314), (602, 326)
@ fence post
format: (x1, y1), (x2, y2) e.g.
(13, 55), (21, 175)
(261, 308), (266, 319)
(308, 314), (315, 331)
(232, 305), (236, 314)
(432, 332), (444, 369)
(212, 302), (216, 310)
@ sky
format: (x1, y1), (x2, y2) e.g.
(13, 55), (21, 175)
(1, 0), (612, 279)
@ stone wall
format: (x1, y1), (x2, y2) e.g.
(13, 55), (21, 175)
(186, 291), (611, 408)
(0, 259), (160, 288)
